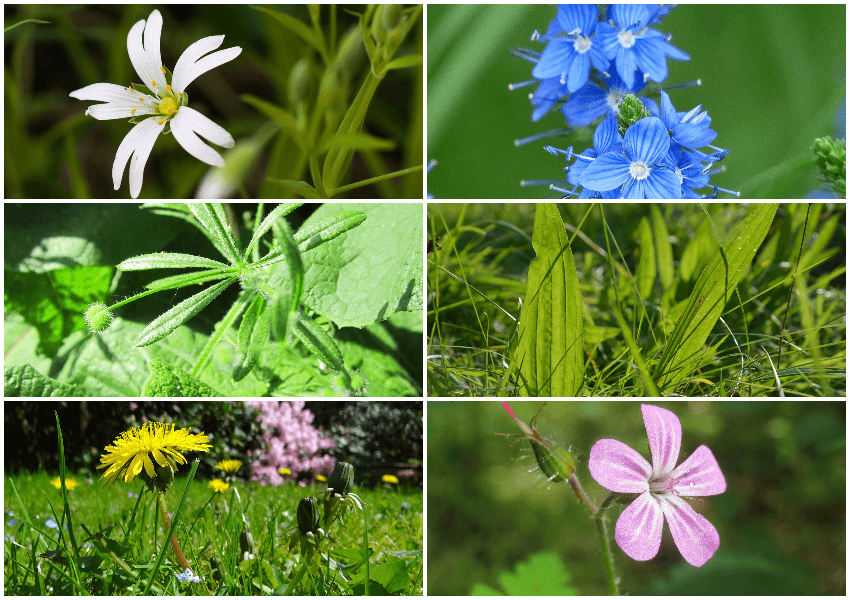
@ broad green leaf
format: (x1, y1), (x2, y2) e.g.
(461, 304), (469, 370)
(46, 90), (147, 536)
(653, 203), (779, 390)
(299, 203), (420, 328)
(635, 216), (655, 299)
(141, 360), (221, 397)
(4, 364), (82, 397)
(244, 203), (303, 258)
(189, 204), (242, 265)
(319, 132), (396, 154)
(650, 204), (674, 290)
(679, 219), (714, 283)
(294, 310), (345, 373)
(514, 204), (584, 397)
(144, 269), (237, 291)
(232, 295), (270, 382)
(472, 551), (578, 596)
(294, 210), (368, 252)
(134, 277), (237, 348)
(267, 178), (322, 199)
(118, 253), (231, 271)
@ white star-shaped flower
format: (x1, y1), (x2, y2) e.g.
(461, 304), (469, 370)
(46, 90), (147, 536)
(69, 9), (241, 198)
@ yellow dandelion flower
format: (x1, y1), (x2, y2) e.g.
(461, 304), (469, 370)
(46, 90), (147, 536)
(382, 474), (399, 484)
(97, 422), (211, 486)
(209, 479), (230, 493)
(49, 476), (80, 490)
(214, 459), (243, 474)
(316, 474), (327, 482)
(278, 468), (291, 476)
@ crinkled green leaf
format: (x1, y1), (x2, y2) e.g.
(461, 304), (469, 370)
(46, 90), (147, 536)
(118, 252), (231, 271)
(513, 204), (584, 397)
(141, 360), (221, 397)
(654, 203), (780, 389)
(134, 277), (237, 348)
(4, 364), (83, 397)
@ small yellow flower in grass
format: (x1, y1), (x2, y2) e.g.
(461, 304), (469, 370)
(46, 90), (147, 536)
(215, 459), (243, 474)
(279, 468), (291, 476)
(382, 474), (399, 485)
(50, 476), (80, 491)
(316, 474), (327, 482)
(209, 479), (230, 493)
(97, 422), (211, 486)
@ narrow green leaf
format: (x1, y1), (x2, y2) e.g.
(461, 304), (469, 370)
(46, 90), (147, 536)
(134, 277), (237, 348)
(513, 204), (584, 396)
(240, 95), (307, 148)
(232, 295), (270, 382)
(189, 204), (242, 265)
(144, 269), (237, 291)
(650, 204), (674, 289)
(4, 18), (50, 33)
(610, 295), (662, 397)
(653, 203), (780, 389)
(384, 54), (423, 71)
(293, 210), (368, 252)
(293, 310), (345, 373)
(269, 216), (303, 342)
(249, 5), (328, 62)
(267, 178), (322, 199)
(118, 253), (231, 271)
(244, 203), (303, 258)
(635, 216), (655, 299)
(318, 132), (396, 154)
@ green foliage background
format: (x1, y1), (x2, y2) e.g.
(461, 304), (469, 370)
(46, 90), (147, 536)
(5, 4), (423, 199)
(427, 5), (846, 199)
(427, 401), (846, 595)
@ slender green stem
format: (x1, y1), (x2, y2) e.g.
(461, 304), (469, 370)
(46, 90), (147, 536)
(329, 164), (423, 196)
(310, 153), (327, 198)
(567, 476), (619, 595)
(283, 562), (310, 595)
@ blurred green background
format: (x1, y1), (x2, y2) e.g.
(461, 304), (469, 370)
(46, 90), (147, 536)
(427, 401), (845, 595)
(4, 4), (423, 199)
(427, 5), (846, 199)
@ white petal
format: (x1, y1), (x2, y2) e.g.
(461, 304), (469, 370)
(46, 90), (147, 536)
(70, 82), (155, 103)
(172, 37), (241, 93)
(86, 103), (156, 120)
(127, 10), (167, 97)
(112, 119), (164, 198)
(171, 106), (234, 167)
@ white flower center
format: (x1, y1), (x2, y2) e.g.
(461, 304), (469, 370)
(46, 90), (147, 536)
(629, 161), (650, 180)
(573, 35), (592, 54)
(618, 30), (636, 49)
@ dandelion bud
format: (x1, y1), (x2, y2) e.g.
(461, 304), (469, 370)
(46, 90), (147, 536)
(84, 302), (113, 333)
(328, 462), (354, 496)
(296, 497), (320, 535)
(500, 402), (576, 482)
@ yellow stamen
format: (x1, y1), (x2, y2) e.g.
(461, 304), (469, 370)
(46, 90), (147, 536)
(151, 81), (157, 88)
(158, 119), (165, 125)
(139, 98), (144, 102)
(166, 85), (172, 90)
(160, 66), (166, 74)
(131, 108), (137, 115)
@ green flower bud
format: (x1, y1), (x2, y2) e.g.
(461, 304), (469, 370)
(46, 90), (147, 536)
(813, 136), (846, 197)
(617, 94), (651, 137)
(239, 529), (256, 560)
(138, 463), (175, 493)
(328, 462), (354, 496)
(500, 402), (576, 482)
(296, 497), (320, 535)
(84, 302), (113, 334)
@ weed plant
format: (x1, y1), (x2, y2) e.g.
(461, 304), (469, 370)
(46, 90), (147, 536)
(427, 203), (845, 396)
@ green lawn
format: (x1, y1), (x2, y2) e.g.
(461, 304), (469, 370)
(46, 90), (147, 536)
(4, 470), (422, 595)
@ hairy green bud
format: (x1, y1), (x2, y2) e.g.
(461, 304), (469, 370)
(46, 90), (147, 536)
(84, 302), (113, 334)
(617, 94), (651, 137)
(296, 497), (320, 535)
(813, 136), (846, 197)
(500, 402), (576, 482)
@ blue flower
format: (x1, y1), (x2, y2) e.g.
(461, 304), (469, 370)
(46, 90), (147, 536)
(567, 114), (624, 198)
(175, 568), (202, 583)
(426, 159), (436, 199)
(561, 69), (655, 127)
(531, 5), (609, 93)
(580, 116), (681, 198)
(45, 518), (59, 530)
(595, 4), (689, 89)
(655, 90), (717, 150)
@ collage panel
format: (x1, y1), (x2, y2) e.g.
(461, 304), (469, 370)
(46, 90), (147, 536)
(4, 400), (423, 595)
(427, 400), (845, 595)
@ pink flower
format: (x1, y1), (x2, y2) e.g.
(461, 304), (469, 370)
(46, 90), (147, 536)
(588, 404), (726, 567)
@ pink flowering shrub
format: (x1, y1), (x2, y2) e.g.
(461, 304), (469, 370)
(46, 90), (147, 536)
(247, 401), (336, 486)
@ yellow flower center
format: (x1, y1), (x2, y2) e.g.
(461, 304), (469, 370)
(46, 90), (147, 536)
(156, 93), (179, 116)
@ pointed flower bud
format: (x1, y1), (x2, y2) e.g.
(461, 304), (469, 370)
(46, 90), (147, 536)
(617, 94), (651, 136)
(328, 462), (354, 496)
(239, 529), (256, 560)
(812, 136), (846, 197)
(296, 497), (320, 535)
(500, 402), (576, 482)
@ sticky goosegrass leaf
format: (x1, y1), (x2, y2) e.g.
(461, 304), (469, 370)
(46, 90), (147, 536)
(293, 309), (345, 373)
(650, 204), (675, 290)
(232, 295), (270, 382)
(142, 203), (231, 259)
(144, 269), (238, 291)
(269, 217), (304, 343)
(636, 216), (655, 300)
(189, 204), (243, 265)
(653, 203), (779, 390)
(513, 204), (584, 397)
(293, 210), (368, 252)
(244, 203), (303, 259)
(118, 253), (231, 271)
(134, 277), (237, 348)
